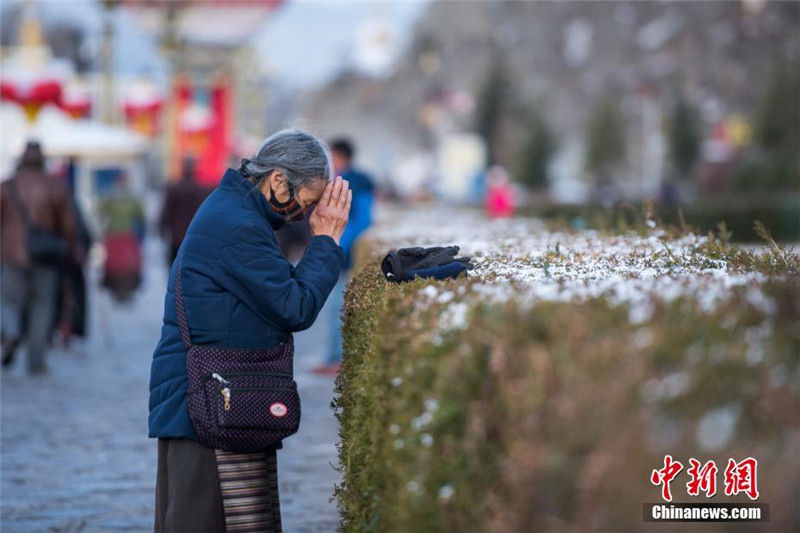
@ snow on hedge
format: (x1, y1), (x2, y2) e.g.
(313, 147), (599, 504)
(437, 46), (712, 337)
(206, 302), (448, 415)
(367, 206), (781, 322)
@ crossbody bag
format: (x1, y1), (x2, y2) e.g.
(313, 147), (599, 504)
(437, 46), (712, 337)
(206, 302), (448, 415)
(176, 259), (301, 452)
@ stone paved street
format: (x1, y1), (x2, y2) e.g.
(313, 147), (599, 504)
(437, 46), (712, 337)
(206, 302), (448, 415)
(1, 239), (342, 532)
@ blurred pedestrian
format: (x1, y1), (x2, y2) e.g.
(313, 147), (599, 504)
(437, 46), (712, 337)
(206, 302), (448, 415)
(485, 165), (515, 218)
(158, 157), (210, 266)
(55, 208), (91, 346)
(1, 141), (79, 374)
(312, 137), (374, 376)
(53, 160), (92, 346)
(98, 174), (144, 303)
(150, 129), (351, 532)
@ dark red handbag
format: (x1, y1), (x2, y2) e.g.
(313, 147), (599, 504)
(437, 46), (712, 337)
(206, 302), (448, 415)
(175, 260), (300, 452)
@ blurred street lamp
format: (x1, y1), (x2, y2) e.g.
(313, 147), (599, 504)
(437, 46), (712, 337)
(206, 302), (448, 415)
(100, 0), (121, 125)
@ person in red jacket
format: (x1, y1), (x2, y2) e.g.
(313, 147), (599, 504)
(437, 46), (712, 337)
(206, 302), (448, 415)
(484, 165), (515, 219)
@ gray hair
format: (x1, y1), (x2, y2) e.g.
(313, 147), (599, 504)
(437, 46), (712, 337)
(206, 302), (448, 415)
(240, 128), (332, 190)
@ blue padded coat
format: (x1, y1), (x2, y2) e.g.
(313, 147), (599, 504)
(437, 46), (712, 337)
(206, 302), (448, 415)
(148, 168), (344, 443)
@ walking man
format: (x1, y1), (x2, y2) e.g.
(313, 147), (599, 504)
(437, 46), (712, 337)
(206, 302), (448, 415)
(1, 141), (79, 374)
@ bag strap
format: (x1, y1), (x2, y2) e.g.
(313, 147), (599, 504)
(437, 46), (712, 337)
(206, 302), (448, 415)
(7, 179), (33, 230)
(173, 258), (193, 348)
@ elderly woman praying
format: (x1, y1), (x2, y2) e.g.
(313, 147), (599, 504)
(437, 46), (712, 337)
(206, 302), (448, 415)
(148, 129), (351, 532)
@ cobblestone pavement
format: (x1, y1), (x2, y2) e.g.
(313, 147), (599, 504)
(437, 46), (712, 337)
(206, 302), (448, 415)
(1, 239), (342, 532)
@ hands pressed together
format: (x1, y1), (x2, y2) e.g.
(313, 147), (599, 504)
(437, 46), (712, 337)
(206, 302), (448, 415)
(309, 176), (351, 245)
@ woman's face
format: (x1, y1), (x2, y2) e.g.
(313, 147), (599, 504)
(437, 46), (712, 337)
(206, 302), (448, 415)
(264, 171), (327, 220)
(294, 179), (327, 217)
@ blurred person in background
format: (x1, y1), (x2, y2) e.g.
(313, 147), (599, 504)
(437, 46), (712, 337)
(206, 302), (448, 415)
(312, 137), (374, 376)
(149, 129), (350, 532)
(484, 165), (515, 219)
(98, 174), (145, 303)
(1, 141), (80, 374)
(159, 157), (210, 266)
(53, 158), (93, 347)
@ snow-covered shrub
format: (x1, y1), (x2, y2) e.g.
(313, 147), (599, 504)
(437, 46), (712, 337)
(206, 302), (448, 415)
(333, 207), (799, 532)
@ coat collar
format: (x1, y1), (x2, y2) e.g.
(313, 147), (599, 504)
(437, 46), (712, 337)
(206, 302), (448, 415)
(220, 168), (286, 231)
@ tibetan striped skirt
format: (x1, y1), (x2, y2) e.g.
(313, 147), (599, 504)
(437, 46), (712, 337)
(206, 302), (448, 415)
(214, 448), (283, 532)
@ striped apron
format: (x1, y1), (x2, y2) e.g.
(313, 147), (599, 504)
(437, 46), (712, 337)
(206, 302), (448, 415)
(214, 448), (282, 532)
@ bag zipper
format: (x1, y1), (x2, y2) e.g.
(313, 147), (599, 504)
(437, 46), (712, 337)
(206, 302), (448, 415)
(220, 387), (231, 411)
(208, 372), (295, 411)
(208, 371), (291, 382)
(227, 386), (296, 393)
(216, 386), (296, 412)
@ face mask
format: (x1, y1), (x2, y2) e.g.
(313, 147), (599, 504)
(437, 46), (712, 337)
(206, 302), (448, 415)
(268, 182), (305, 223)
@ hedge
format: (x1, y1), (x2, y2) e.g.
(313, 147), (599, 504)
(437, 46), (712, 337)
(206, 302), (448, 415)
(333, 209), (799, 532)
(523, 195), (800, 243)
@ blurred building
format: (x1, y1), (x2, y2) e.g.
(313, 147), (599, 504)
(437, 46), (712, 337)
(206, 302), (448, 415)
(303, 0), (800, 203)
(125, 0), (283, 185)
(0, 2), (148, 233)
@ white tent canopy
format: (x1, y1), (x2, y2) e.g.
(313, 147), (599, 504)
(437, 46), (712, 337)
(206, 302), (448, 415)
(1, 103), (148, 178)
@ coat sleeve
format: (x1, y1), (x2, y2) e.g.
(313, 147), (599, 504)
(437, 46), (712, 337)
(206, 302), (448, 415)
(215, 223), (344, 332)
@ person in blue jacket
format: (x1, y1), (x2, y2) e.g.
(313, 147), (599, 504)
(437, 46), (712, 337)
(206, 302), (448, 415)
(312, 138), (374, 375)
(149, 129), (351, 532)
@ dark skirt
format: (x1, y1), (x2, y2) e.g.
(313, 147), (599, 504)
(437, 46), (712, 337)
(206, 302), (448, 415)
(155, 438), (282, 532)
